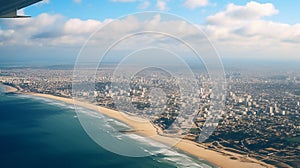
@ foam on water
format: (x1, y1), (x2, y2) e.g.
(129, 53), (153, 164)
(117, 133), (212, 168)
(121, 133), (168, 149)
(18, 94), (75, 110)
(22, 94), (214, 168)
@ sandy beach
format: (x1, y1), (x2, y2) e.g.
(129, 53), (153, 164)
(28, 93), (273, 168)
(2, 85), (18, 93)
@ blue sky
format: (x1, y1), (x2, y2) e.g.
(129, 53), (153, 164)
(24, 0), (300, 24)
(0, 0), (300, 65)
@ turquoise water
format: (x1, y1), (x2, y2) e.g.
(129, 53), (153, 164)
(0, 87), (213, 168)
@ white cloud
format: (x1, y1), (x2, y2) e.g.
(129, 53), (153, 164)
(156, 0), (167, 11)
(203, 1), (300, 59)
(205, 1), (280, 38)
(0, 29), (14, 45)
(184, 0), (209, 9)
(1, 1), (300, 60)
(0, 13), (109, 46)
(63, 18), (102, 34)
(207, 1), (278, 26)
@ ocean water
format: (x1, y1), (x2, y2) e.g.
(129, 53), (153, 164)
(0, 87), (214, 168)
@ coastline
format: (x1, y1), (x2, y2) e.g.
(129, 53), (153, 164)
(26, 92), (273, 168)
(1, 84), (18, 93)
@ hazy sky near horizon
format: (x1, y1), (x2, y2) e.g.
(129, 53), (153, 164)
(0, 0), (300, 63)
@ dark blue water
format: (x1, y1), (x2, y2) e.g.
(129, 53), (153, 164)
(0, 89), (213, 168)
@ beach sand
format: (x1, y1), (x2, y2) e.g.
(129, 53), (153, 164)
(28, 93), (273, 168)
(3, 85), (18, 93)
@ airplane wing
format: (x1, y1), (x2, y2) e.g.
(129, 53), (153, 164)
(0, 0), (42, 18)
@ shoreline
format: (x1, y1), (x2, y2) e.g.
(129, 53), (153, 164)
(1, 84), (18, 93)
(26, 92), (273, 168)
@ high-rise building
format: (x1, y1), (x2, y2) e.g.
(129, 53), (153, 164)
(269, 106), (273, 114)
(274, 104), (279, 113)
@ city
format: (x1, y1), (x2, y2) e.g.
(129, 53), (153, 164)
(1, 65), (299, 167)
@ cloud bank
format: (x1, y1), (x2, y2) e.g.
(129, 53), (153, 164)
(0, 1), (299, 60)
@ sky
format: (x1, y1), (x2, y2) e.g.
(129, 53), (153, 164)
(0, 0), (300, 65)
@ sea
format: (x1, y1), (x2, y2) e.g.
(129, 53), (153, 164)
(0, 85), (214, 168)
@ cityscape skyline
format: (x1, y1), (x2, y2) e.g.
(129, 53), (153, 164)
(0, 64), (299, 167)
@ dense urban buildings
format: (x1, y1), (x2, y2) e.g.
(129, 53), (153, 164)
(1, 66), (299, 167)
